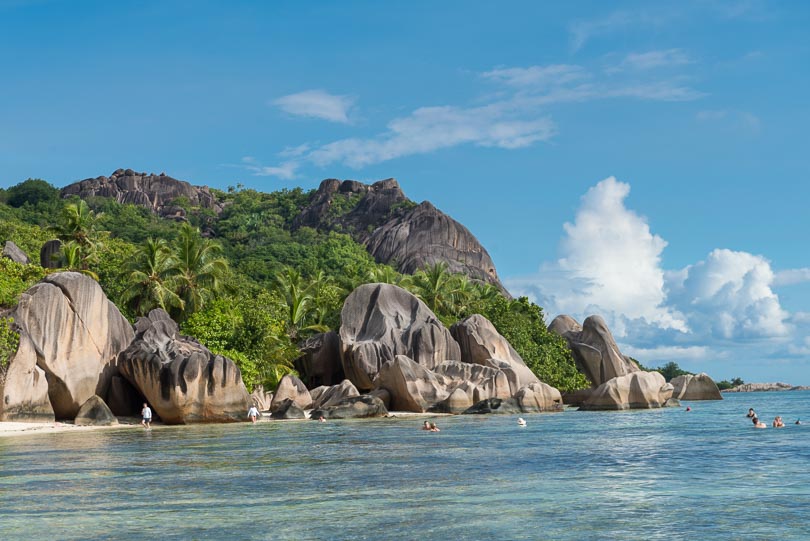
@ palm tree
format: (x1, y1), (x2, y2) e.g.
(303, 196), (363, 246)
(54, 200), (104, 271)
(172, 223), (229, 319)
(119, 238), (184, 316)
(409, 261), (457, 315)
(365, 265), (412, 288)
(60, 241), (99, 280)
(273, 267), (328, 341)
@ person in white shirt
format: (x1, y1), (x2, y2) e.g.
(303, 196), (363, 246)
(141, 403), (152, 429)
(247, 405), (260, 423)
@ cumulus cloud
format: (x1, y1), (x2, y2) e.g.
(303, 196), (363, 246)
(509, 177), (688, 335)
(273, 89), (355, 123)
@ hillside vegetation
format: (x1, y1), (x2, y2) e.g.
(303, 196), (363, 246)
(0, 178), (588, 392)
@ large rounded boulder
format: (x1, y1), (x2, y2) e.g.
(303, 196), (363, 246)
(514, 382), (564, 412)
(374, 355), (449, 412)
(9, 272), (134, 419)
(671, 373), (723, 400)
(580, 371), (673, 411)
(450, 314), (539, 392)
(270, 375), (312, 412)
(549, 314), (638, 387)
(119, 309), (250, 424)
(339, 283), (460, 390)
(0, 328), (54, 422)
(294, 331), (344, 388)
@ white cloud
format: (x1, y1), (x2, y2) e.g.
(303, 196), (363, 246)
(481, 65), (588, 88)
(239, 156), (299, 179)
(568, 10), (678, 52)
(273, 89), (355, 123)
(614, 49), (692, 71)
(773, 268), (810, 287)
(509, 177), (688, 335)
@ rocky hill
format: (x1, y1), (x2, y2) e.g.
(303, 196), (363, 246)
(61, 171), (507, 291)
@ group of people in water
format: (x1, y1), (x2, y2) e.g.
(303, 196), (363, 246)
(746, 407), (799, 428)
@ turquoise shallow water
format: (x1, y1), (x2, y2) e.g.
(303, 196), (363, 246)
(2, 391), (810, 540)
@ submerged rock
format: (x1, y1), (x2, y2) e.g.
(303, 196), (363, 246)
(119, 309), (250, 424)
(310, 394), (388, 419)
(462, 398), (523, 415)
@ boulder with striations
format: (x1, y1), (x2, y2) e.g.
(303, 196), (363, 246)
(374, 355), (449, 413)
(339, 283), (461, 391)
(580, 371), (674, 411)
(310, 379), (360, 410)
(74, 395), (118, 426)
(310, 394), (388, 420)
(549, 314), (639, 387)
(270, 375), (312, 412)
(0, 327), (54, 422)
(2, 241), (30, 264)
(118, 309), (249, 424)
(671, 373), (723, 400)
(293, 331), (344, 388)
(451, 314), (540, 393)
(10, 272), (134, 419)
(514, 382), (564, 412)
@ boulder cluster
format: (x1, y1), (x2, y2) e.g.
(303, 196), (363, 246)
(1, 270), (723, 426)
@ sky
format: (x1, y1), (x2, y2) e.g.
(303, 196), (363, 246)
(1, 0), (809, 383)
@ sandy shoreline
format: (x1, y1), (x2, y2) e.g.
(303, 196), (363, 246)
(0, 411), (452, 439)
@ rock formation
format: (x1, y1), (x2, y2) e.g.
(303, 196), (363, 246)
(2, 241), (29, 264)
(580, 371), (673, 411)
(270, 375), (312, 411)
(250, 385), (274, 411)
(671, 373), (723, 400)
(723, 382), (810, 392)
(309, 379), (359, 410)
(10, 272), (134, 419)
(270, 398), (306, 420)
(432, 361), (512, 401)
(514, 382), (564, 412)
(61, 168), (222, 220)
(549, 314), (639, 387)
(432, 387), (473, 414)
(309, 394), (388, 419)
(339, 283), (461, 390)
(107, 375), (143, 416)
(293, 331), (344, 388)
(0, 329), (54, 422)
(463, 398), (523, 415)
(119, 309), (249, 424)
(451, 315), (539, 392)
(374, 356), (450, 412)
(39, 239), (63, 269)
(74, 395), (118, 426)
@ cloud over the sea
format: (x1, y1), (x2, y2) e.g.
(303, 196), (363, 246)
(507, 176), (794, 366)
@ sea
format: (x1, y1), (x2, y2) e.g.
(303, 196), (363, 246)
(1, 391), (809, 540)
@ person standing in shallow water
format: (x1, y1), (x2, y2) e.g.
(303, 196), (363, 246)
(247, 405), (260, 423)
(141, 403), (152, 429)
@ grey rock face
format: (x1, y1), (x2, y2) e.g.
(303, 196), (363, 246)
(339, 283), (461, 390)
(270, 375), (312, 411)
(580, 371), (674, 411)
(10, 272), (134, 419)
(671, 373), (723, 400)
(431, 388), (473, 414)
(549, 314), (639, 387)
(61, 168), (222, 220)
(270, 398), (306, 420)
(366, 201), (504, 290)
(514, 382), (564, 412)
(75, 395), (118, 426)
(310, 379), (360, 410)
(119, 309), (250, 424)
(107, 375), (142, 417)
(294, 331), (344, 388)
(250, 385), (274, 412)
(462, 398), (523, 415)
(0, 330), (54, 422)
(310, 394), (388, 420)
(374, 355), (449, 413)
(450, 315), (539, 392)
(39, 239), (63, 269)
(2, 241), (30, 264)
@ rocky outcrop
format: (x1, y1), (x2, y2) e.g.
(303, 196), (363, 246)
(374, 356), (449, 413)
(74, 395), (118, 426)
(580, 371), (673, 411)
(432, 361), (512, 401)
(2, 241), (29, 264)
(310, 379), (359, 410)
(514, 382), (564, 412)
(463, 398), (523, 415)
(61, 168), (222, 220)
(294, 178), (506, 291)
(671, 373), (723, 400)
(339, 283), (461, 390)
(723, 382), (810, 392)
(270, 375), (312, 411)
(549, 314), (639, 387)
(107, 375), (143, 416)
(39, 239), (63, 269)
(118, 309), (250, 424)
(310, 394), (388, 420)
(451, 315), (539, 392)
(294, 331), (344, 388)
(10, 272), (134, 419)
(0, 329), (54, 422)
(432, 387), (474, 414)
(250, 385), (273, 411)
(366, 201), (504, 289)
(270, 398), (306, 420)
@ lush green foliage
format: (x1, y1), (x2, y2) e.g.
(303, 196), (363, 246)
(0, 179), (595, 393)
(0, 316), (20, 377)
(716, 377), (745, 390)
(648, 361), (693, 382)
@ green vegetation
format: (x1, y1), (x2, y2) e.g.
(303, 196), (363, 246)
(0, 179), (591, 393)
(0, 316), (20, 379)
(716, 377), (745, 390)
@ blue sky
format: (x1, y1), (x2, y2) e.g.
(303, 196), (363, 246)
(2, 0), (809, 383)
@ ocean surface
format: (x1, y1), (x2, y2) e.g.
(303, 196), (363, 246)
(2, 391), (809, 540)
